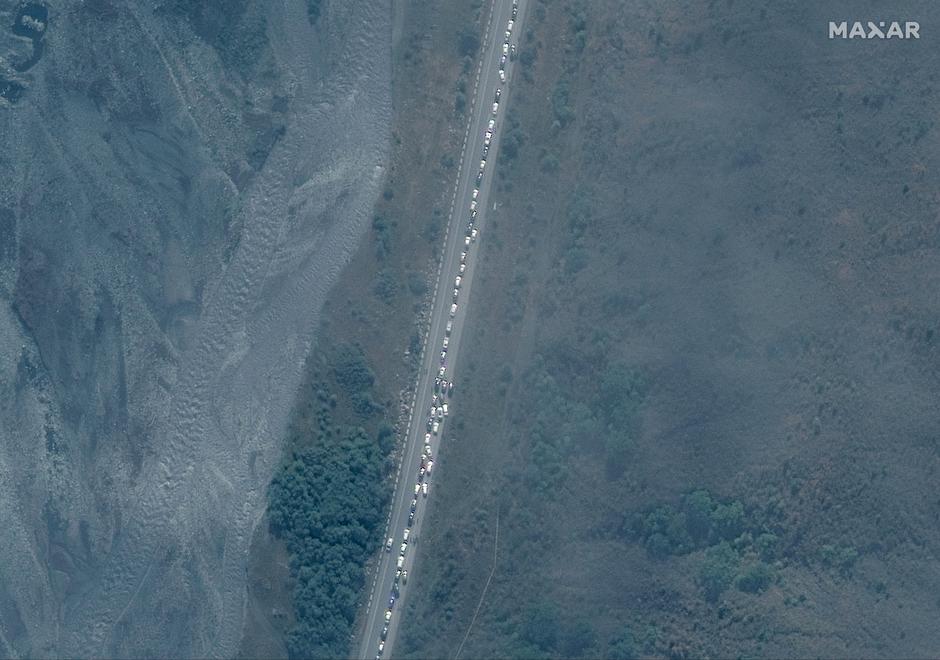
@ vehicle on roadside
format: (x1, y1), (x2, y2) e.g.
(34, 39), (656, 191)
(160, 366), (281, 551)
(470, 199), (477, 211)
(476, 171), (484, 186)
(470, 208), (477, 220)
(510, 44), (517, 58)
(385, 537), (393, 552)
(499, 69), (506, 82)
(448, 381), (455, 396)
(422, 483), (429, 497)
(465, 235), (472, 247)
(472, 188), (479, 199)
(408, 511), (415, 526)
(385, 609), (392, 622)
(443, 403), (449, 416)
(508, 19), (514, 31)
(443, 337), (449, 349)
(414, 483), (421, 495)
(471, 228), (478, 240)
(488, 118), (495, 130)
(495, 88), (501, 101)
(455, 276), (462, 288)
(446, 320), (453, 335)
(460, 251), (467, 263)
(484, 131), (492, 145)
(452, 289), (459, 303)
(482, 143), (489, 158)
(381, 625), (389, 640)
(500, 54), (507, 67)
(403, 529), (410, 541)
(402, 570), (408, 584)
(459, 263), (466, 274)
(379, 641), (385, 655)
(432, 420), (439, 434)
(450, 303), (457, 317)
(503, 43), (509, 55)
(439, 365), (446, 377)
(492, 102), (499, 115)
(480, 159), (487, 170)
(400, 542), (407, 555)
(389, 596), (395, 609)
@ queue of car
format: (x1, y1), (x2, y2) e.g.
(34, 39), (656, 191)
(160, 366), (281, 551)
(376, 3), (517, 657)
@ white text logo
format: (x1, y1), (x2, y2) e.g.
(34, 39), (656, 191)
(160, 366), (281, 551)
(829, 21), (920, 39)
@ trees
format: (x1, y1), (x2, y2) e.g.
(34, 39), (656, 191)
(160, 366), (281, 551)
(698, 542), (739, 602)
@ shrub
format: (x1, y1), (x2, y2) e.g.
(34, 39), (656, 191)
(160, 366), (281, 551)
(736, 562), (774, 594)
(698, 542), (739, 602)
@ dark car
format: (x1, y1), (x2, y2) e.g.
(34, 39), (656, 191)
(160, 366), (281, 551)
(476, 171), (484, 186)
(408, 511), (415, 526)
(381, 626), (389, 641)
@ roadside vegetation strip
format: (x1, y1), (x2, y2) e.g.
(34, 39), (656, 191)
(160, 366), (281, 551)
(454, 506), (500, 660)
(266, 347), (395, 659)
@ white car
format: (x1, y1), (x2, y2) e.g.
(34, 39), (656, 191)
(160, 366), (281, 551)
(488, 118), (496, 130)
(470, 199), (477, 211)
(472, 188), (479, 199)
(491, 102), (499, 116)
(480, 159), (486, 170)
(422, 483), (429, 497)
(378, 641), (385, 654)
(455, 276), (462, 288)
(503, 43), (509, 55)
(460, 251), (467, 263)
(471, 228), (478, 239)
(415, 483), (421, 495)
(505, 30), (511, 41)
(403, 529), (410, 541)
(464, 236), (471, 247)
(508, 20), (514, 31)
(386, 537), (393, 552)
(427, 460), (434, 472)
(432, 420), (439, 434)
(425, 432), (432, 443)
(439, 365), (447, 377)
(386, 609), (393, 622)
(499, 69), (506, 82)
(459, 263), (466, 274)
(396, 555), (404, 569)
(450, 303), (457, 317)
(446, 320), (453, 335)
(443, 403), (449, 416)
(400, 542), (407, 555)
(443, 338), (449, 350)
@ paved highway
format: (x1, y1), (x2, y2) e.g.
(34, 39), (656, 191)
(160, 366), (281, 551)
(356, 0), (528, 658)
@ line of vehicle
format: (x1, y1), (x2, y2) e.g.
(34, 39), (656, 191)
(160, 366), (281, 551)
(357, 1), (499, 653)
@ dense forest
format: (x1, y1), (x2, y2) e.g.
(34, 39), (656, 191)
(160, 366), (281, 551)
(267, 346), (393, 658)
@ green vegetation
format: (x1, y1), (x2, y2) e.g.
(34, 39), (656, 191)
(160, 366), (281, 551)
(267, 343), (392, 659)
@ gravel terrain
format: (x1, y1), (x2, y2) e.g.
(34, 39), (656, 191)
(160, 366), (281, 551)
(0, 1), (390, 656)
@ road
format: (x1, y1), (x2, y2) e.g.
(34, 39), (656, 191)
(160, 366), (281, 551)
(356, 0), (528, 657)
